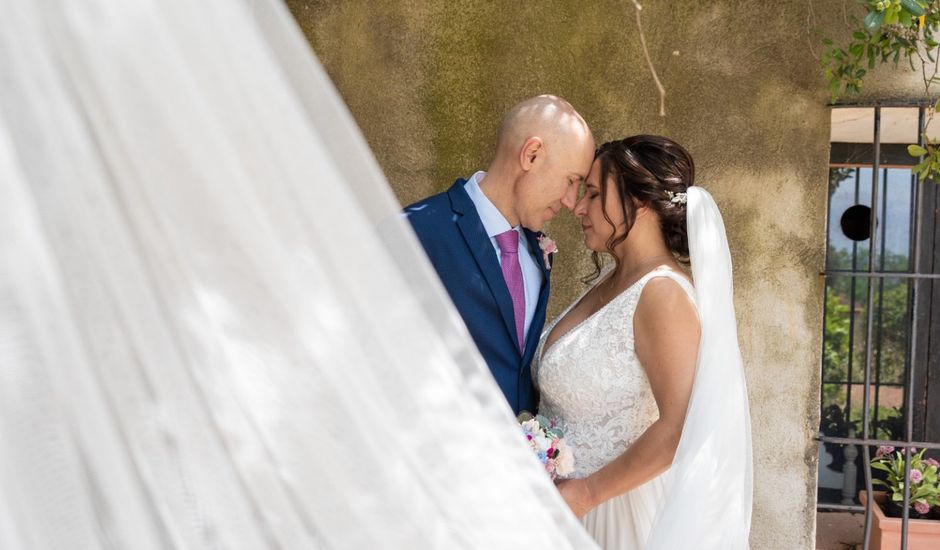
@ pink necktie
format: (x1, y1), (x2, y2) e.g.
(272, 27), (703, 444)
(495, 229), (525, 351)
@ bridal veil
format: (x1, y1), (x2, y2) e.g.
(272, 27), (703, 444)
(645, 186), (754, 549)
(0, 0), (596, 547)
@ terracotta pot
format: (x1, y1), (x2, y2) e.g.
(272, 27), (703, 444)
(859, 491), (940, 550)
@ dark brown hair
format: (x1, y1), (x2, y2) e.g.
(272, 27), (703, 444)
(586, 135), (695, 283)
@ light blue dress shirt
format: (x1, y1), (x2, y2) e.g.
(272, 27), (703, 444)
(464, 171), (543, 344)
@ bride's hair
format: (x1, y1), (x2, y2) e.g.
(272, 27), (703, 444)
(586, 135), (694, 282)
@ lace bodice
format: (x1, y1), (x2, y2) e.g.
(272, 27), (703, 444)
(533, 267), (696, 478)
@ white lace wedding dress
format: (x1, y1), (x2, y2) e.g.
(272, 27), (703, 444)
(533, 266), (696, 550)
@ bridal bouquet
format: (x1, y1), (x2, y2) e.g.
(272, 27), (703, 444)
(518, 412), (574, 480)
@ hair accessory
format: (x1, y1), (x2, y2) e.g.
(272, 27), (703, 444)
(665, 190), (688, 205)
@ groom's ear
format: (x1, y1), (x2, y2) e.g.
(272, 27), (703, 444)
(519, 137), (543, 171)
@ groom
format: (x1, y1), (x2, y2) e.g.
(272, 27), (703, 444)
(405, 95), (594, 415)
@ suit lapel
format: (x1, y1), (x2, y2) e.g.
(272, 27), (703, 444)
(448, 181), (519, 351)
(523, 228), (552, 363)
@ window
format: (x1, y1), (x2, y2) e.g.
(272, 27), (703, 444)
(818, 105), (940, 548)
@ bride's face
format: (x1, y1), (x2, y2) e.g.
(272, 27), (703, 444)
(574, 158), (627, 252)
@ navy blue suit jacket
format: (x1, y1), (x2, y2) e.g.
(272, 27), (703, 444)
(404, 179), (552, 415)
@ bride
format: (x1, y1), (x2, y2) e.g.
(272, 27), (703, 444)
(533, 135), (753, 549)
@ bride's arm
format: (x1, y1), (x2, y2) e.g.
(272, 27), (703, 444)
(557, 277), (700, 517)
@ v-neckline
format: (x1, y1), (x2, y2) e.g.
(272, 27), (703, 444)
(539, 266), (669, 364)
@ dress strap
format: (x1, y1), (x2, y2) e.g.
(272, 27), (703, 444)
(635, 266), (696, 305)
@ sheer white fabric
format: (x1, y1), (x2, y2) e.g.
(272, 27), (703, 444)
(534, 268), (696, 549)
(0, 0), (597, 548)
(645, 186), (753, 549)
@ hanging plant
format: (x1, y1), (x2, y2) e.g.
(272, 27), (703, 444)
(820, 0), (940, 182)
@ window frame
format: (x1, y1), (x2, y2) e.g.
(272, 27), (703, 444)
(818, 102), (940, 550)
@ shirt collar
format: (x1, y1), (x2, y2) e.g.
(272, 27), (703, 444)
(463, 171), (518, 239)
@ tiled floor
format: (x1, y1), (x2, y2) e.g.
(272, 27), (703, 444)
(817, 511), (865, 550)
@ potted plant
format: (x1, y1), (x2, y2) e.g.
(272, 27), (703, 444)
(859, 446), (940, 549)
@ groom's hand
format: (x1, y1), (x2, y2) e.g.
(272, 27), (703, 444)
(555, 478), (594, 518)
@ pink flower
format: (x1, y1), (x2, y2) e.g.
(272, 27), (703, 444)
(914, 501), (931, 515)
(925, 458), (940, 468)
(910, 469), (923, 484)
(537, 235), (558, 270)
(875, 445), (895, 459)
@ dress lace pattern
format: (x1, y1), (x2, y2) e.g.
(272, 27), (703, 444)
(533, 267), (696, 478)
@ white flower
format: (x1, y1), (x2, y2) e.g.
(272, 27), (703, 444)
(533, 434), (552, 451)
(521, 419), (541, 434)
(554, 440), (575, 477)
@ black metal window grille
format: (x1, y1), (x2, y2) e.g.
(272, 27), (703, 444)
(817, 103), (940, 549)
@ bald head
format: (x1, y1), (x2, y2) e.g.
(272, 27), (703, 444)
(481, 95), (594, 231)
(495, 95), (592, 158)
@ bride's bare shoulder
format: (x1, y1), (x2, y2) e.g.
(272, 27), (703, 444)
(634, 273), (699, 332)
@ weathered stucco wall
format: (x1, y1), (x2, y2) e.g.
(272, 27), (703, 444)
(288, 1), (924, 547)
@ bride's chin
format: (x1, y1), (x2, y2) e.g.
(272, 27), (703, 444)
(582, 236), (601, 252)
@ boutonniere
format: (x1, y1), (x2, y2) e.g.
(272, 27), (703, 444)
(537, 235), (558, 270)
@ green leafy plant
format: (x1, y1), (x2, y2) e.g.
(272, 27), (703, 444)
(871, 446), (940, 516)
(820, 0), (940, 182)
(908, 140), (940, 179)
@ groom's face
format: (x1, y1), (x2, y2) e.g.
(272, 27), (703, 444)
(518, 138), (593, 231)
